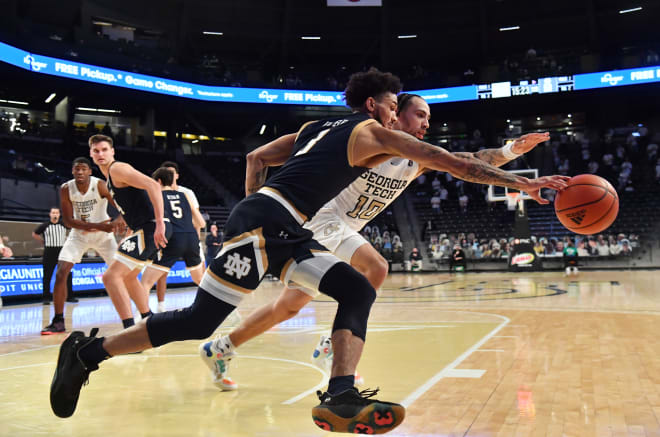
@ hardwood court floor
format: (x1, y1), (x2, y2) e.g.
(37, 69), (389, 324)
(1, 270), (660, 436)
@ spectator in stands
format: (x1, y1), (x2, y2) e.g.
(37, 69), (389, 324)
(407, 247), (423, 271)
(204, 223), (223, 266)
(541, 237), (554, 255)
(0, 235), (13, 258)
(430, 191), (441, 214)
(458, 193), (469, 213)
(201, 210), (210, 225)
(102, 122), (113, 138)
(586, 236), (599, 256)
(86, 120), (98, 137)
(563, 240), (579, 275)
(577, 240), (590, 257)
(534, 238), (544, 255)
(609, 235), (622, 256)
(596, 236), (610, 256)
(450, 244), (466, 272)
(629, 234), (640, 249)
(501, 243), (511, 258)
(621, 239), (633, 256)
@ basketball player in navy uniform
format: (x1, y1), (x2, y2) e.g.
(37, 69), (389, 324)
(200, 93), (552, 389)
(140, 167), (205, 294)
(41, 157), (124, 334)
(86, 134), (171, 329)
(51, 70), (569, 434)
(152, 161), (206, 312)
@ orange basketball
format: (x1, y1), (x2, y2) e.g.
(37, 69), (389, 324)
(554, 174), (619, 235)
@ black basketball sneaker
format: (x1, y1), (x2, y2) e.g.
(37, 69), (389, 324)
(312, 387), (405, 434)
(50, 328), (101, 418)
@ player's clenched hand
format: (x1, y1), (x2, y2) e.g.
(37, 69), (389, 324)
(510, 132), (550, 155)
(154, 220), (168, 249)
(523, 175), (570, 204)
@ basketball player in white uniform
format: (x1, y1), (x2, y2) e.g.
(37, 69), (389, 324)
(146, 161), (206, 312)
(41, 157), (124, 334)
(199, 94), (552, 389)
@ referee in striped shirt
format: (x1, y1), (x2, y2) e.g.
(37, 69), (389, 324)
(32, 207), (74, 304)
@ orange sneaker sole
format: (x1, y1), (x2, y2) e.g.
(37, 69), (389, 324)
(312, 402), (405, 434)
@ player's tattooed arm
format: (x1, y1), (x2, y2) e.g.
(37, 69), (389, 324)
(371, 128), (567, 195)
(246, 167), (268, 196)
(245, 133), (296, 196)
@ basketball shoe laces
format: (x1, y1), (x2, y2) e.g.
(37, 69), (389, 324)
(317, 387), (381, 404)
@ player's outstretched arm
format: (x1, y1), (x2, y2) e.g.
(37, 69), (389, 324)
(355, 124), (568, 204)
(245, 133), (297, 196)
(109, 162), (167, 248)
(455, 132), (550, 167)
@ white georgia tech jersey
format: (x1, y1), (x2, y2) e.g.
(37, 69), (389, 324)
(63, 176), (110, 236)
(320, 157), (420, 231)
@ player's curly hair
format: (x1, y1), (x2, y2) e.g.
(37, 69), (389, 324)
(344, 68), (402, 110)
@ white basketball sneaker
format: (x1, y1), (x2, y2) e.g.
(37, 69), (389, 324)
(311, 334), (365, 385)
(199, 338), (238, 391)
(311, 334), (333, 372)
(157, 301), (166, 313)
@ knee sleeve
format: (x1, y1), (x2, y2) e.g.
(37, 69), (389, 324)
(318, 262), (376, 341)
(146, 287), (235, 347)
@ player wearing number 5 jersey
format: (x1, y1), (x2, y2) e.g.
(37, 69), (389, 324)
(140, 167), (205, 297)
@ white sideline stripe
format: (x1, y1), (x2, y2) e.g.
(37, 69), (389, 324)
(444, 369), (485, 378)
(400, 312), (510, 408)
(273, 325), (456, 336)
(0, 362), (51, 371)
(0, 345), (58, 357)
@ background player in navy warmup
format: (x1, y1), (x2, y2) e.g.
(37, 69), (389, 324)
(51, 70), (568, 435)
(152, 161), (206, 312)
(140, 167), (205, 296)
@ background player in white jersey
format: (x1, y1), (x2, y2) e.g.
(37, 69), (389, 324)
(200, 93), (552, 388)
(151, 161), (206, 312)
(41, 157), (125, 334)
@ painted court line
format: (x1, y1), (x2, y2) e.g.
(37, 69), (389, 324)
(400, 312), (510, 408)
(0, 345), (58, 357)
(444, 369), (486, 378)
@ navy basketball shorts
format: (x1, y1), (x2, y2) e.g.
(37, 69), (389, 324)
(151, 231), (203, 272)
(200, 190), (344, 307)
(114, 221), (173, 271)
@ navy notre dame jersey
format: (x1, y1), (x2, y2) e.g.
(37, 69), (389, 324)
(107, 161), (154, 230)
(162, 189), (195, 233)
(266, 112), (375, 219)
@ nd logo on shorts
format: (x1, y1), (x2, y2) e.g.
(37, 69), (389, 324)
(204, 229), (268, 300)
(119, 230), (145, 257)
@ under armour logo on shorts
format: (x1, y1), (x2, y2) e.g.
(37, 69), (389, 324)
(224, 253), (252, 279)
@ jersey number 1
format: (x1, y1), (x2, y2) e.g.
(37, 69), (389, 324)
(294, 128), (330, 156)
